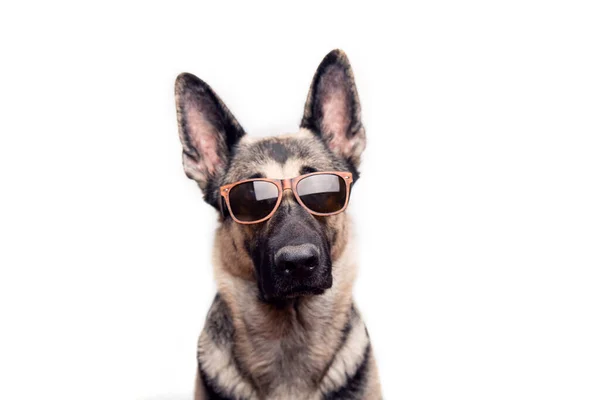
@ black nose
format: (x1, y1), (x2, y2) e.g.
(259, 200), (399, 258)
(274, 244), (320, 278)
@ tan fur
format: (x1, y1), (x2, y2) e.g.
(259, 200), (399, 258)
(260, 158), (304, 180)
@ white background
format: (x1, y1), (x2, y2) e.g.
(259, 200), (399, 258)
(1, 1), (599, 399)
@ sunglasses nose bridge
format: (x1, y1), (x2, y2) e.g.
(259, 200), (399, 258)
(279, 180), (298, 205)
(281, 179), (293, 191)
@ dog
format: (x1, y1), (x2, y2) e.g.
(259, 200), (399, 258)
(174, 49), (382, 400)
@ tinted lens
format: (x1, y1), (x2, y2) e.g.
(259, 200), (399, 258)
(228, 181), (279, 222)
(297, 174), (348, 214)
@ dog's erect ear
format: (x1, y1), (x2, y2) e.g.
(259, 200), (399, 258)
(301, 50), (366, 168)
(175, 73), (245, 206)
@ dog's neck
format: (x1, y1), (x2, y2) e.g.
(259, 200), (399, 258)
(211, 228), (359, 396)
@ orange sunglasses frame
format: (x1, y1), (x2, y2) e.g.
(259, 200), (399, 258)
(219, 171), (354, 224)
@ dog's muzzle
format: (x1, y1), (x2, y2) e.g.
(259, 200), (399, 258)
(256, 203), (333, 301)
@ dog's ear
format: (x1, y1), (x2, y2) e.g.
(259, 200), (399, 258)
(301, 49), (366, 168)
(175, 73), (245, 207)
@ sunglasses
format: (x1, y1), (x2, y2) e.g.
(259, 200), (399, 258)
(219, 171), (353, 224)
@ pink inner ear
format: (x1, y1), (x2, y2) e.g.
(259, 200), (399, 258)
(185, 101), (224, 176)
(322, 86), (352, 156)
(318, 65), (355, 157)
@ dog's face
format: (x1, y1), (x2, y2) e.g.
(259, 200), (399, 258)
(175, 50), (365, 302)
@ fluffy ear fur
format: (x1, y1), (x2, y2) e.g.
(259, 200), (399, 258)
(301, 50), (366, 168)
(175, 73), (245, 207)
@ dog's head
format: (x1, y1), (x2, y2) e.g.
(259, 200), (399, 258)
(174, 50), (365, 302)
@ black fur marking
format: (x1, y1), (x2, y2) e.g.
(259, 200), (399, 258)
(247, 172), (264, 179)
(262, 141), (289, 164)
(330, 226), (338, 248)
(204, 294), (234, 346)
(341, 305), (357, 341)
(323, 344), (371, 400)
(243, 238), (254, 262)
(348, 163), (360, 185)
(300, 165), (318, 175)
(319, 305), (356, 384)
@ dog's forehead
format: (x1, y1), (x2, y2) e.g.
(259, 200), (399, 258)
(225, 129), (343, 181)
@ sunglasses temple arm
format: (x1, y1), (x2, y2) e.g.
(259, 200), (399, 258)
(219, 196), (228, 219)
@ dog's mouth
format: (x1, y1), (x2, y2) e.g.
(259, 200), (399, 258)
(262, 287), (327, 303)
(278, 281), (332, 299)
(259, 268), (333, 302)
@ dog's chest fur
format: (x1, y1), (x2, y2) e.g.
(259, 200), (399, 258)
(241, 306), (331, 392)
(198, 283), (371, 399)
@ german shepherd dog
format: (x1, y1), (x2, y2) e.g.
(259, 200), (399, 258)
(174, 50), (382, 399)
